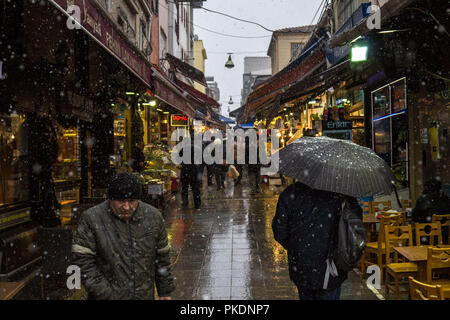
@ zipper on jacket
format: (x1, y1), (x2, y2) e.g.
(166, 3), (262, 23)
(127, 221), (136, 299)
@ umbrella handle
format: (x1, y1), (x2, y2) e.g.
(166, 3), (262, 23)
(392, 183), (402, 209)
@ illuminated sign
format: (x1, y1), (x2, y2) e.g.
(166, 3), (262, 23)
(171, 114), (189, 126)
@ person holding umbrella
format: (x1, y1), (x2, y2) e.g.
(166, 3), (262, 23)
(272, 136), (395, 300)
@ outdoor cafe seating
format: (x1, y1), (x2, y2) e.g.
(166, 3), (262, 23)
(408, 276), (445, 300)
(359, 199), (450, 300)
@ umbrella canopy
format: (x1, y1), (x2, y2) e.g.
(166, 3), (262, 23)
(278, 136), (395, 198)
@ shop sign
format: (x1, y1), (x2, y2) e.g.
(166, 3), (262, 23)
(171, 114), (189, 126)
(322, 120), (352, 130)
(67, 90), (95, 121)
(420, 128), (429, 144)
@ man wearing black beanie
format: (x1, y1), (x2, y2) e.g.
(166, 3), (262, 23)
(71, 172), (175, 300)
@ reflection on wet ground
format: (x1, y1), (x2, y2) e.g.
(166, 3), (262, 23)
(163, 173), (380, 300)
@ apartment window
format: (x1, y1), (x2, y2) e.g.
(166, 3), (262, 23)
(291, 43), (304, 59)
(337, 0), (359, 30)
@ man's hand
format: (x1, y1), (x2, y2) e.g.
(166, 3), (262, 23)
(159, 296), (172, 300)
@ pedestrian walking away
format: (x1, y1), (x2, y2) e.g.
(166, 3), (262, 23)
(180, 134), (202, 209)
(272, 181), (364, 300)
(71, 172), (175, 300)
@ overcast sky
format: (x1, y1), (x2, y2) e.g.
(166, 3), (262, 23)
(193, 0), (325, 117)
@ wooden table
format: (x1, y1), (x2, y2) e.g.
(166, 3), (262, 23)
(394, 245), (450, 289)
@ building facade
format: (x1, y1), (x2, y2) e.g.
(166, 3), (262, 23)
(267, 26), (315, 75)
(241, 56), (272, 106)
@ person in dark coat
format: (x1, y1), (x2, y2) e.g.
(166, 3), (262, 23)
(72, 172), (175, 300)
(180, 137), (201, 209)
(272, 181), (361, 300)
(412, 178), (450, 244)
(246, 136), (261, 193)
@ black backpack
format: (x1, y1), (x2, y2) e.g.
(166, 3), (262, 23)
(323, 199), (367, 289)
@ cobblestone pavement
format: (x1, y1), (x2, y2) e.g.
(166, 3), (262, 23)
(163, 173), (382, 300)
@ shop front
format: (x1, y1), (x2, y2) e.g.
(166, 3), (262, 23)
(371, 77), (409, 190)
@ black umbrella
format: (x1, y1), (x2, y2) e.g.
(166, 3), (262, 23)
(277, 136), (395, 198)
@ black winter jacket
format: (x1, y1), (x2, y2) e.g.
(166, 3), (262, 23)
(272, 182), (360, 291)
(72, 200), (175, 300)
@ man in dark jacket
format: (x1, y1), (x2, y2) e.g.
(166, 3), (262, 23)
(412, 178), (450, 244)
(72, 172), (175, 300)
(272, 181), (361, 300)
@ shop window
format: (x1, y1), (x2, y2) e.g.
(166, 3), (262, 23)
(0, 112), (30, 206)
(52, 125), (80, 182)
(372, 78), (408, 188)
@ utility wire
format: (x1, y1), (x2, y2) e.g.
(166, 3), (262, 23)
(200, 6), (275, 33)
(194, 24), (272, 39)
(161, 1), (273, 39)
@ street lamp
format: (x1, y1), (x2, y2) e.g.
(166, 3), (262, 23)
(228, 96), (234, 104)
(225, 53), (235, 69)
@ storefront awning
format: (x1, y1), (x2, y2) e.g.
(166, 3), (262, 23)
(175, 80), (220, 108)
(151, 67), (196, 119)
(219, 115), (236, 125)
(166, 53), (207, 86)
(49, 0), (152, 88)
(245, 39), (325, 117)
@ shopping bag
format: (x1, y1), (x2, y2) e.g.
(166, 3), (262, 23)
(229, 165), (240, 179)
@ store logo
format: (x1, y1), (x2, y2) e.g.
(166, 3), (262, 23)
(0, 61), (6, 80)
(171, 128), (279, 175)
(66, 5), (81, 30)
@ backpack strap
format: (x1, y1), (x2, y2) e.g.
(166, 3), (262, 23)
(323, 199), (345, 290)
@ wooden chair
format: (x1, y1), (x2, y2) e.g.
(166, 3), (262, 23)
(359, 201), (373, 216)
(384, 225), (418, 300)
(432, 214), (450, 244)
(401, 199), (412, 211)
(408, 276), (445, 300)
(361, 214), (403, 283)
(414, 222), (443, 246)
(426, 247), (450, 298)
(372, 200), (392, 214)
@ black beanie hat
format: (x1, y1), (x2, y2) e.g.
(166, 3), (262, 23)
(108, 172), (142, 200)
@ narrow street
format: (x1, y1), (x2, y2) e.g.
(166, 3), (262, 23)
(164, 173), (379, 300)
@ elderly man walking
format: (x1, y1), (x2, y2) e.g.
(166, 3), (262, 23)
(72, 172), (175, 300)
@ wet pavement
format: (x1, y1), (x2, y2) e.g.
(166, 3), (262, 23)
(163, 172), (381, 300)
